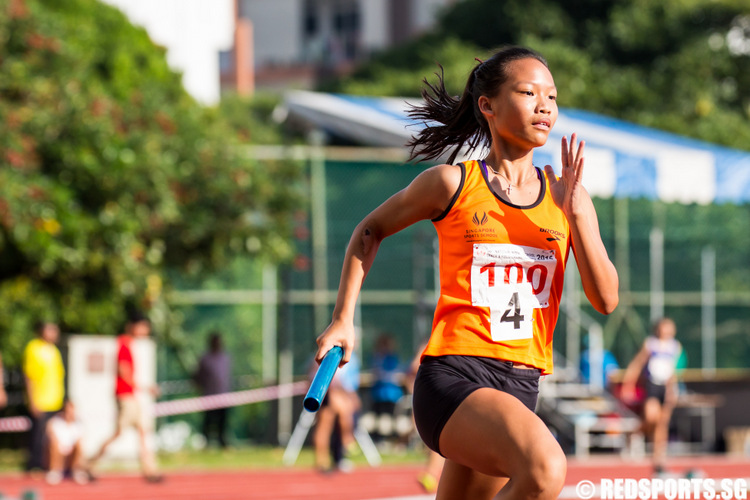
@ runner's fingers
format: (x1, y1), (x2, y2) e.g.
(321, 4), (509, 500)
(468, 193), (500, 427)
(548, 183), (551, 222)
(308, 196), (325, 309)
(568, 133), (578, 169)
(575, 157), (585, 185)
(561, 135), (569, 168)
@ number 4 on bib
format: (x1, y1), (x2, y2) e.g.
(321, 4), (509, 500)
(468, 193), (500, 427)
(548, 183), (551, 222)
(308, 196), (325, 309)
(489, 288), (535, 341)
(471, 243), (557, 342)
(501, 292), (525, 329)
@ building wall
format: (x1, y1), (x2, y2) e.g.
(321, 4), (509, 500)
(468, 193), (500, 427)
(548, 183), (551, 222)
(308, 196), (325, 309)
(97, 0), (455, 100)
(358, 0), (389, 53)
(102, 0), (234, 105)
(413, 0), (453, 33)
(240, 0), (303, 66)
(240, 0), (454, 90)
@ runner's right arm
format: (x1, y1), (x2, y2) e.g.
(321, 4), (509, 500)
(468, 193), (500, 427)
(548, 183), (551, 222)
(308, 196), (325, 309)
(315, 164), (462, 364)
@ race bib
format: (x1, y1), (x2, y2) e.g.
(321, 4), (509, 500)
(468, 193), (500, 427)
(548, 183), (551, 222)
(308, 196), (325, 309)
(471, 243), (556, 342)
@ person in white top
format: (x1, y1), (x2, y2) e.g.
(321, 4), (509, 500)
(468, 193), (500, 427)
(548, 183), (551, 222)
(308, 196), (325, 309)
(621, 317), (683, 476)
(45, 399), (88, 485)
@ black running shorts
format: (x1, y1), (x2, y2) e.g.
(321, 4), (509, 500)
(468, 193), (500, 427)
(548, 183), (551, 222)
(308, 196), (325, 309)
(412, 355), (541, 456)
(644, 379), (667, 405)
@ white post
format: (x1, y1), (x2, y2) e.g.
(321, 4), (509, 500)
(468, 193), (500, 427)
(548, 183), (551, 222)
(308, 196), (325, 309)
(615, 197), (630, 292)
(588, 324), (604, 393)
(309, 130), (329, 335)
(282, 410), (316, 465)
(277, 268), (294, 446)
(277, 348), (293, 446)
(566, 260), (580, 370)
(261, 263), (278, 383)
(701, 247), (716, 375)
(650, 227), (665, 322)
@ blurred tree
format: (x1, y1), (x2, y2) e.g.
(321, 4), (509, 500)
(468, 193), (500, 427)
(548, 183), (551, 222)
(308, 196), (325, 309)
(0, 0), (302, 365)
(326, 0), (750, 152)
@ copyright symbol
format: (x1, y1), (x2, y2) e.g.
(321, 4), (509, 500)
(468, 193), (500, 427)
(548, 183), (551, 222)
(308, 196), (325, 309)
(576, 480), (596, 499)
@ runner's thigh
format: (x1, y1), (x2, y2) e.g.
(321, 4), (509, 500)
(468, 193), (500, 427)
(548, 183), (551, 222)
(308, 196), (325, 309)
(438, 387), (564, 479)
(436, 459), (509, 500)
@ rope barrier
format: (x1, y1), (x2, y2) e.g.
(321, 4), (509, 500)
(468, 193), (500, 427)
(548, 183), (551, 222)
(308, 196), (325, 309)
(153, 381), (309, 417)
(0, 380), (309, 432)
(0, 416), (31, 432)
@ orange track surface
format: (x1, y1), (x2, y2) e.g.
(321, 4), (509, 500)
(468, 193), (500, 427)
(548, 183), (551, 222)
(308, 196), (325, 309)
(0, 456), (748, 500)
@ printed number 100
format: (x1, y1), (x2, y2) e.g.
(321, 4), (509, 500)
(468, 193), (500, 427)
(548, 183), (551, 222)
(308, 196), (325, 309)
(480, 262), (548, 295)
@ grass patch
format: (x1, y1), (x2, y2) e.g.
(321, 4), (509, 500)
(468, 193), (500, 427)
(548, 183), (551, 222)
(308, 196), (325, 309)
(0, 449), (25, 473)
(0, 445), (426, 474)
(160, 445), (426, 471)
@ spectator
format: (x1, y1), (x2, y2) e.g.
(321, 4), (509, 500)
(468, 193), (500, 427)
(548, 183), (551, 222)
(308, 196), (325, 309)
(45, 399), (88, 485)
(312, 352), (361, 473)
(579, 338), (620, 390)
(89, 313), (162, 483)
(370, 334), (404, 442)
(407, 342), (444, 494)
(194, 331), (232, 448)
(23, 321), (65, 474)
(0, 350), (7, 409)
(621, 317), (683, 477)
(334, 353), (362, 469)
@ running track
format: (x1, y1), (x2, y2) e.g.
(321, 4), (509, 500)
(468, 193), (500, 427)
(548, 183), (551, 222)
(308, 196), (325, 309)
(1, 456), (748, 499)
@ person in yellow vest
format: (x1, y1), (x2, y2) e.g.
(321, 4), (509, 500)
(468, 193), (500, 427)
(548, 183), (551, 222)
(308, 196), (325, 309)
(23, 321), (65, 473)
(314, 46), (619, 499)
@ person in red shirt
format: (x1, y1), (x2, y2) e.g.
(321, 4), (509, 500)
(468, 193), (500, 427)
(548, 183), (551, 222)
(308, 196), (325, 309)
(90, 313), (162, 482)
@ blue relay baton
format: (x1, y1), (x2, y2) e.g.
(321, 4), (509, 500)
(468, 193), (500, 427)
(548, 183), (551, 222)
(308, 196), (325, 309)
(303, 346), (344, 412)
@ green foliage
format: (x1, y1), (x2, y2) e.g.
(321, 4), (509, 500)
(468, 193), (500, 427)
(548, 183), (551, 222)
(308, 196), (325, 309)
(326, 0), (750, 152)
(320, 36), (482, 97)
(217, 92), (288, 145)
(0, 0), (302, 365)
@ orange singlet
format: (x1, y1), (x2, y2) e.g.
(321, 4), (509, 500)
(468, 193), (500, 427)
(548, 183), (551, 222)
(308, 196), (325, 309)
(422, 160), (571, 375)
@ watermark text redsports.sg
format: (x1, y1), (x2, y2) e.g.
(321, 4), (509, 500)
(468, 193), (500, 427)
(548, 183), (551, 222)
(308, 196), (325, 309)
(575, 478), (748, 499)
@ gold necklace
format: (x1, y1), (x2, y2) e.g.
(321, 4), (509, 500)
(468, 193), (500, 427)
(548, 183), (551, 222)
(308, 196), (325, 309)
(482, 160), (533, 195)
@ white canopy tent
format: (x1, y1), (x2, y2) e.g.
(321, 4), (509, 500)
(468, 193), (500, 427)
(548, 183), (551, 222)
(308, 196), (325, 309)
(283, 90), (750, 205)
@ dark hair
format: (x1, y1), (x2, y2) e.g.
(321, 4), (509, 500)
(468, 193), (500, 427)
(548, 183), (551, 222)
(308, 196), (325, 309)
(33, 321), (46, 335)
(407, 46), (549, 165)
(208, 331), (222, 351)
(33, 320), (54, 336)
(126, 310), (149, 325)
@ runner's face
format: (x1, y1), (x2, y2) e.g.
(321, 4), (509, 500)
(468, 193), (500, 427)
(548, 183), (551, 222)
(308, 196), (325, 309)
(484, 58), (557, 151)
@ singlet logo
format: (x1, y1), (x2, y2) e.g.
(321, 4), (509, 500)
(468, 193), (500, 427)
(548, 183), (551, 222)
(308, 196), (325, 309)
(540, 227), (566, 241)
(465, 211), (496, 241)
(472, 211), (488, 226)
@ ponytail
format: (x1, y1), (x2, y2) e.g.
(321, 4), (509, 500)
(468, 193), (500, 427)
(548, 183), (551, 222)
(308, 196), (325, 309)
(406, 46), (549, 165)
